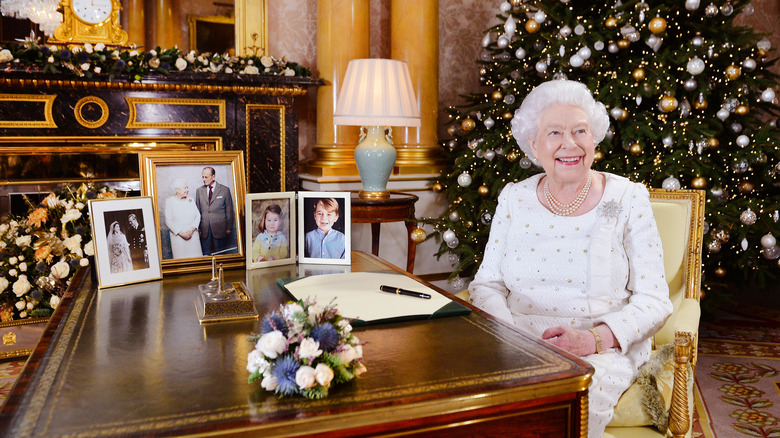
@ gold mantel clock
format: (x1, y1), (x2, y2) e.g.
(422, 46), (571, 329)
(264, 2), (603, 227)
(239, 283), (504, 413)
(52, 0), (129, 45)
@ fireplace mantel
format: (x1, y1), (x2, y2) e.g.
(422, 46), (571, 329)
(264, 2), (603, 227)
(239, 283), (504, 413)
(0, 70), (321, 202)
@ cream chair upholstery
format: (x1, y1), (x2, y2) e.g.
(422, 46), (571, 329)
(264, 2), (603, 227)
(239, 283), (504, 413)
(604, 188), (705, 438)
(455, 189), (705, 437)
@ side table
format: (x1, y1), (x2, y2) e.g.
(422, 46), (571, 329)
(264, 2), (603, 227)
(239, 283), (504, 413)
(350, 191), (419, 273)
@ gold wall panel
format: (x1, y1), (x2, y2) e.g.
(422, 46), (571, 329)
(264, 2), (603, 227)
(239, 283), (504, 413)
(74, 96), (109, 129)
(125, 97), (226, 129)
(0, 94), (57, 128)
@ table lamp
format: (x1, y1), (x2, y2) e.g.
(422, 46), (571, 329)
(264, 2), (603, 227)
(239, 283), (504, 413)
(334, 58), (420, 199)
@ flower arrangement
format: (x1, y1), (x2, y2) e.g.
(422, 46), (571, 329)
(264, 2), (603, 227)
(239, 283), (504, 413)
(0, 184), (119, 321)
(0, 37), (311, 82)
(247, 299), (366, 399)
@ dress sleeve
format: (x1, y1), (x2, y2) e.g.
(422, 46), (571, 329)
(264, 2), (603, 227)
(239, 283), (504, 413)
(595, 183), (673, 351)
(468, 183), (514, 324)
(164, 197), (182, 235)
(189, 199), (201, 229)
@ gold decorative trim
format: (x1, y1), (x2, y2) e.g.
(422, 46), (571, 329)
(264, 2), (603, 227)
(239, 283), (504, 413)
(235, 0), (269, 57)
(0, 78), (309, 96)
(246, 104), (285, 191)
(0, 94), (57, 128)
(125, 97), (226, 129)
(0, 316), (49, 328)
(74, 96), (109, 129)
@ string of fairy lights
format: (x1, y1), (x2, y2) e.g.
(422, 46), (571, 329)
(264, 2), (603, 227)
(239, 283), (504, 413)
(418, 0), (780, 296)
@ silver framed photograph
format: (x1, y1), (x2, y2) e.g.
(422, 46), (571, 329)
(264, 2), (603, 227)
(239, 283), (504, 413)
(297, 191), (351, 265)
(245, 192), (296, 269)
(88, 197), (162, 289)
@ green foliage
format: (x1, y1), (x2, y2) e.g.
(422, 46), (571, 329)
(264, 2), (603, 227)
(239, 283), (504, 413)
(424, 0), (780, 305)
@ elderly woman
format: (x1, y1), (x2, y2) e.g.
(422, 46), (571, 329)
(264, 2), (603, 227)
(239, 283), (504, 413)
(468, 79), (672, 437)
(164, 178), (203, 259)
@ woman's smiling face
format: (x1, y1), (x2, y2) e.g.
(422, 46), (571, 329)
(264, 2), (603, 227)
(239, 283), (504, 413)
(530, 104), (595, 185)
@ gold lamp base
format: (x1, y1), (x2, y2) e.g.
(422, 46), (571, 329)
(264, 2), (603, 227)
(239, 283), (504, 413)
(358, 190), (391, 199)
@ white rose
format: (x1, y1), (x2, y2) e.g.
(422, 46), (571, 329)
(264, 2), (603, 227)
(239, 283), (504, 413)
(95, 43), (105, 51)
(79, 258), (89, 267)
(257, 331), (286, 359)
(338, 319), (352, 334)
(18, 255), (23, 261)
(149, 57), (160, 68)
(84, 240), (95, 256)
(64, 234), (83, 256)
(15, 301), (24, 310)
(295, 365), (316, 389)
(26, 302), (33, 310)
(0, 223), (8, 234)
(84, 43), (93, 53)
(9, 257), (17, 265)
(129, 50), (139, 57)
(72, 46), (81, 53)
(19, 311), (26, 318)
(8, 269), (17, 277)
(246, 349), (270, 374)
(314, 363), (334, 388)
(260, 375), (278, 391)
(308, 304), (324, 323)
(354, 344), (363, 359)
(0, 277), (8, 292)
(112, 50), (120, 59)
(81, 63), (90, 71)
(242, 65), (259, 75)
(149, 49), (157, 57)
(0, 49), (13, 63)
(284, 303), (304, 319)
(175, 57), (187, 71)
(186, 51), (196, 63)
(297, 338), (322, 360)
(225, 67), (233, 74)
(47, 56), (54, 63)
(19, 262), (27, 272)
(283, 67), (295, 76)
(260, 56), (273, 68)
(44, 195), (60, 208)
(12, 276), (31, 297)
(60, 208), (82, 224)
(94, 66), (101, 74)
(50, 295), (60, 309)
(336, 344), (357, 364)
(51, 261), (70, 279)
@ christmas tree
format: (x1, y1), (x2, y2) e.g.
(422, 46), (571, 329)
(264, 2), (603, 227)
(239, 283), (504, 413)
(424, 0), (780, 306)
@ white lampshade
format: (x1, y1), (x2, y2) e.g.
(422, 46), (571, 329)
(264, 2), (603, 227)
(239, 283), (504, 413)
(334, 59), (421, 127)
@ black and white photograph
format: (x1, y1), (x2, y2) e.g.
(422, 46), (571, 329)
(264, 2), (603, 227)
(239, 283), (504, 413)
(89, 197), (162, 288)
(246, 192), (296, 270)
(297, 191), (351, 266)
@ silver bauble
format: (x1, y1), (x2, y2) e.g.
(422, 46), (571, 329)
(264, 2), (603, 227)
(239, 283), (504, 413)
(686, 56), (705, 75)
(577, 47), (591, 60)
(720, 2), (733, 16)
(442, 229), (457, 243)
(663, 136), (674, 147)
(608, 43), (619, 54)
(740, 208), (757, 225)
(570, 54), (584, 68)
(692, 36), (704, 47)
(519, 157), (533, 169)
(497, 35), (510, 49)
(685, 0), (700, 10)
(761, 233), (776, 249)
(534, 10), (547, 23)
(716, 108), (730, 121)
(448, 211), (460, 222)
(484, 117), (495, 129)
(559, 25), (572, 38)
(480, 211), (493, 225)
(662, 176), (682, 190)
(731, 158), (749, 173)
(515, 47), (527, 59)
(705, 3), (718, 16)
(450, 276), (465, 290)
(484, 149), (496, 161)
(447, 238), (459, 249)
(736, 135), (750, 148)
(763, 245), (780, 260)
(500, 1), (512, 13)
(708, 240), (721, 253)
(684, 77), (697, 91)
(457, 172), (472, 187)
(761, 88), (776, 102)
(742, 58), (756, 71)
(535, 61), (548, 72)
(730, 123), (742, 134)
(594, 41), (605, 51)
(574, 25), (585, 35)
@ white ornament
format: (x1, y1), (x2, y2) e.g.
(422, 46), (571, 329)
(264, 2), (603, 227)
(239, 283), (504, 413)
(559, 25), (572, 38)
(740, 208), (757, 225)
(450, 276), (465, 290)
(594, 41), (605, 51)
(534, 10), (547, 23)
(663, 136), (674, 147)
(484, 149), (496, 161)
(763, 246), (780, 260)
(685, 0), (700, 10)
(447, 252), (458, 264)
(743, 4), (754, 15)
(761, 88), (776, 102)
(684, 77), (697, 91)
(742, 58), (756, 71)
(736, 135), (750, 148)
(497, 35), (510, 48)
(574, 25), (585, 35)
(577, 47), (591, 60)
(569, 54), (584, 68)
(741, 238), (749, 251)
(686, 56), (705, 75)
(692, 36), (704, 46)
(515, 47), (527, 59)
(481, 32), (492, 48)
(499, 1), (512, 13)
(662, 176), (681, 190)
(519, 157), (533, 169)
(610, 107), (625, 119)
(761, 233), (776, 249)
(448, 211), (460, 222)
(608, 43), (619, 54)
(504, 15), (516, 35)
(447, 238), (459, 249)
(535, 61), (548, 72)
(716, 108), (730, 121)
(559, 45), (566, 57)
(484, 116), (495, 129)
(757, 38), (772, 52)
(457, 172), (472, 187)
(442, 229), (457, 244)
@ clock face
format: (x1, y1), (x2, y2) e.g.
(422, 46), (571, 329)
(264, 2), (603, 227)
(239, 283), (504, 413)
(72, 0), (113, 24)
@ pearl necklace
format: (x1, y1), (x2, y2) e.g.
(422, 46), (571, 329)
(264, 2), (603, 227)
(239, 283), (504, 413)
(544, 172), (592, 216)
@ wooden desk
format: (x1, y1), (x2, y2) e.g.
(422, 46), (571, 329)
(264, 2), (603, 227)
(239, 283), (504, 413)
(351, 192), (419, 273)
(0, 252), (592, 437)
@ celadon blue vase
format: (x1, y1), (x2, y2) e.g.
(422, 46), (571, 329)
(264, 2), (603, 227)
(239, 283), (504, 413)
(355, 125), (396, 198)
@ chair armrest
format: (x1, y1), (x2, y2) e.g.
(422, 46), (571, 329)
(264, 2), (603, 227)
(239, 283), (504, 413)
(668, 331), (694, 438)
(672, 297), (700, 334)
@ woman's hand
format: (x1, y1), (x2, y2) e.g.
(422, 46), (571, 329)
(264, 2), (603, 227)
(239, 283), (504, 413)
(541, 326), (597, 356)
(179, 228), (194, 240)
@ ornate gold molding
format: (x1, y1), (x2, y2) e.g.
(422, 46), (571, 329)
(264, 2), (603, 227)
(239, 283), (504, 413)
(246, 104), (285, 191)
(74, 96), (109, 129)
(125, 97), (226, 129)
(0, 94), (58, 128)
(0, 78), (308, 96)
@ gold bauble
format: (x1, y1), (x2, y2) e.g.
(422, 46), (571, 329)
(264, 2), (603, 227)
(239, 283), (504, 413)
(605, 17), (618, 29)
(478, 185), (490, 197)
(708, 137), (719, 149)
(739, 179), (754, 194)
(506, 151), (519, 162)
(617, 39), (631, 49)
(503, 111), (514, 120)
(735, 105), (749, 115)
(410, 227), (427, 244)
(648, 17), (667, 34)
(691, 176), (707, 189)
(525, 19), (540, 33)
(694, 97), (708, 110)
(582, 59), (594, 70)
(629, 143), (643, 155)
(711, 228), (730, 243)
(594, 150), (604, 162)
(713, 266), (727, 278)
(432, 182), (444, 193)
(616, 109), (629, 121)
(511, 0), (522, 6)
(461, 118), (476, 132)
(660, 95), (679, 112)
(491, 90), (503, 101)
(632, 68), (646, 81)
(725, 64), (741, 80)
(465, 221), (474, 229)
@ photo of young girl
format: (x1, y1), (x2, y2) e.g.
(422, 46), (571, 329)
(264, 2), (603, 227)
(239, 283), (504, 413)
(245, 193), (296, 269)
(253, 204), (289, 262)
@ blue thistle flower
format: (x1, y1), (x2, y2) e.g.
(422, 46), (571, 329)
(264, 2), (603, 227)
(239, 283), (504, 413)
(41, 46), (51, 56)
(75, 225), (85, 235)
(310, 323), (339, 352)
(31, 289), (42, 301)
(86, 191), (96, 199)
(59, 49), (71, 60)
(114, 60), (126, 70)
(35, 262), (46, 272)
(262, 313), (288, 336)
(69, 258), (80, 267)
(271, 354), (300, 396)
(76, 51), (90, 63)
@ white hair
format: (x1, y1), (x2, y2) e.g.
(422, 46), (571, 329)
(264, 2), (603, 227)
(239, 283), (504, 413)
(170, 178), (188, 192)
(510, 79), (610, 166)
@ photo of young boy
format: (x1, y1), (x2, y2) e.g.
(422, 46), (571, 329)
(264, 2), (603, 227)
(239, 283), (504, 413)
(253, 203), (289, 262)
(304, 197), (346, 259)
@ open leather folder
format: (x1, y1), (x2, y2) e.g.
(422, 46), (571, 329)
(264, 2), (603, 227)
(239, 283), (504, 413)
(278, 272), (470, 325)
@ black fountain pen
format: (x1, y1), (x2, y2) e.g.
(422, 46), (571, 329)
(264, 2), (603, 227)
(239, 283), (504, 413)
(379, 285), (431, 299)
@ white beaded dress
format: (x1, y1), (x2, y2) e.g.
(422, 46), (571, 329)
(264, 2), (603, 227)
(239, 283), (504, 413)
(469, 172), (672, 437)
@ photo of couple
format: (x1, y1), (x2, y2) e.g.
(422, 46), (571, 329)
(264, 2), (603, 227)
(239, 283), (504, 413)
(158, 165), (238, 260)
(104, 210), (149, 273)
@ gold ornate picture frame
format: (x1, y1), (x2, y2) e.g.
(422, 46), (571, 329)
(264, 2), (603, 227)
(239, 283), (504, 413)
(139, 151), (246, 274)
(246, 192), (296, 270)
(88, 197), (163, 288)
